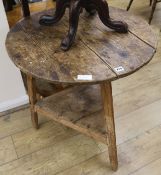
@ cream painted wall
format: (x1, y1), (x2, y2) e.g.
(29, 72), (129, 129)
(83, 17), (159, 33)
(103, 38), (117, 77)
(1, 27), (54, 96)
(0, 1), (28, 112)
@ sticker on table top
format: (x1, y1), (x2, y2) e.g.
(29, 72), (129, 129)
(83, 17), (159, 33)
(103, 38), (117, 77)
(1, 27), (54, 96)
(77, 75), (93, 80)
(114, 66), (125, 72)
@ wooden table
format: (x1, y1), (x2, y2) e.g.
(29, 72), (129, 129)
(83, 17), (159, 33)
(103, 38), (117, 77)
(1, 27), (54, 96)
(5, 7), (157, 171)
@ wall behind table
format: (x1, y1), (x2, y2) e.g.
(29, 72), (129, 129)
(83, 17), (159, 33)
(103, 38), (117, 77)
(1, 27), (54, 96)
(0, 2), (28, 112)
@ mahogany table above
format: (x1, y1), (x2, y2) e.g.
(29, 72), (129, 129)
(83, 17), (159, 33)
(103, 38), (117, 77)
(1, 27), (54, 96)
(6, 7), (157, 84)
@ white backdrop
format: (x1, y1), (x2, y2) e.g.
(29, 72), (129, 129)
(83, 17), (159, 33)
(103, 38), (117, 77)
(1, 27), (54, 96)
(0, 1), (28, 112)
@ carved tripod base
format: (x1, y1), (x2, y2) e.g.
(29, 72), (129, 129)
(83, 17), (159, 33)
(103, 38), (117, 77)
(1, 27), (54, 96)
(39, 0), (128, 51)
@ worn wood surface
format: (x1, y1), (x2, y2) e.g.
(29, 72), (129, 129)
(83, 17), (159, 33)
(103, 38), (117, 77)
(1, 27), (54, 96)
(6, 7), (157, 84)
(1, 0), (161, 174)
(21, 71), (70, 97)
(35, 85), (107, 144)
(100, 82), (118, 171)
(26, 75), (39, 129)
(5, 7), (157, 171)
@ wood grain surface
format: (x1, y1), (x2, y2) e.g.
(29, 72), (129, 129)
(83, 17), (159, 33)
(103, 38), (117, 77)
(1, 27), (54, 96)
(35, 85), (107, 144)
(5, 7), (157, 84)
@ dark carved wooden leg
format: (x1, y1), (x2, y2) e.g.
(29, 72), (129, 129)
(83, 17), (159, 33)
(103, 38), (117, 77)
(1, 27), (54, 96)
(21, 0), (30, 17)
(127, 0), (134, 11)
(91, 0), (128, 33)
(149, 0), (157, 24)
(84, 3), (96, 15)
(61, 0), (82, 51)
(39, 0), (69, 25)
(150, 0), (153, 6)
(39, 0), (128, 50)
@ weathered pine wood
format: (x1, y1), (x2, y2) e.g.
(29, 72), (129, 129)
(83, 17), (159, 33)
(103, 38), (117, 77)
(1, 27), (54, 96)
(26, 75), (39, 129)
(11, 98), (161, 159)
(100, 81), (118, 171)
(5, 7), (158, 172)
(5, 8), (157, 84)
(74, 17), (155, 77)
(35, 85), (107, 144)
(48, 126), (161, 175)
(21, 70), (70, 97)
(6, 21), (116, 84)
(85, 7), (158, 48)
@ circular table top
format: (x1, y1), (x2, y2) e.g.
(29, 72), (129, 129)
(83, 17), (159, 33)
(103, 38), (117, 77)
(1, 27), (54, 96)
(6, 7), (157, 85)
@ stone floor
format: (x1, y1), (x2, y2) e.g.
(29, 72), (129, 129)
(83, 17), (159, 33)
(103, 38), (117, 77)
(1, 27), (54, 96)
(1, 0), (161, 174)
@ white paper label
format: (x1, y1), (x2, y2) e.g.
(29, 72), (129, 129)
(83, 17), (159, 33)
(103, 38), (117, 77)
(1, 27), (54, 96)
(114, 66), (125, 72)
(77, 75), (93, 80)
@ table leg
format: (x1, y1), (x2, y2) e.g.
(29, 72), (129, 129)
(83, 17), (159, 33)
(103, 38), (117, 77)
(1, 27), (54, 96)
(126, 0), (134, 11)
(149, 0), (157, 24)
(21, 0), (30, 17)
(27, 74), (39, 129)
(100, 81), (118, 171)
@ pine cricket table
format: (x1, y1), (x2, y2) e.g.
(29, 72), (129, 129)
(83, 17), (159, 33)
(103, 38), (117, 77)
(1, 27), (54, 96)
(5, 7), (157, 171)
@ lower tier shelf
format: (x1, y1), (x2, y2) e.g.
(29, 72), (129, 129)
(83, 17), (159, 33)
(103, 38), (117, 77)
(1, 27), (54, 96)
(35, 85), (108, 144)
